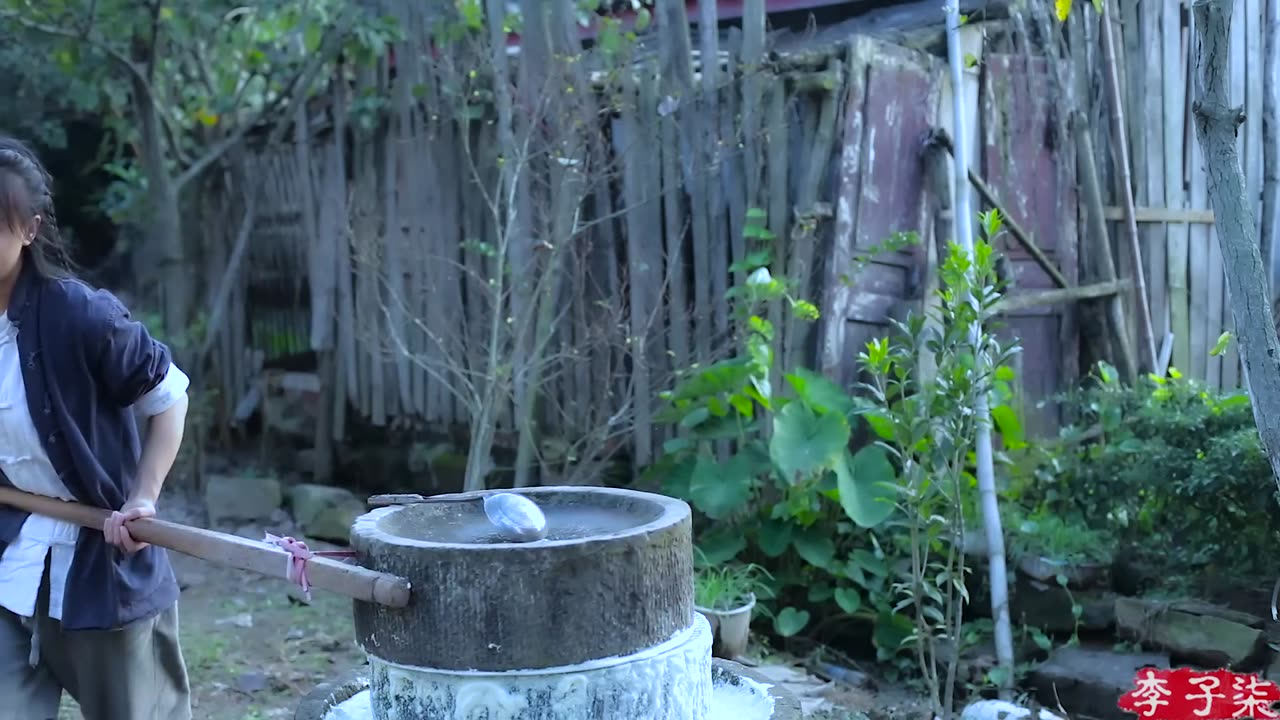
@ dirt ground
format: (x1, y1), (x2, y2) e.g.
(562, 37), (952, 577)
(56, 551), (366, 720)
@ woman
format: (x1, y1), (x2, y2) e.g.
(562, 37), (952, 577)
(0, 137), (192, 720)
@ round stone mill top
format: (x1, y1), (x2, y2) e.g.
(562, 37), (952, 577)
(350, 486), (694, 672)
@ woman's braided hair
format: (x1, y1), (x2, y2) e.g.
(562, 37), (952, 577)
(0, 136), (75, 279)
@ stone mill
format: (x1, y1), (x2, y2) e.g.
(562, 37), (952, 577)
(294, 486), (802, 719)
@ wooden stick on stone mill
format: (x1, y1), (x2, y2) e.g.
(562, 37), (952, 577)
(0, 486), (411, 608)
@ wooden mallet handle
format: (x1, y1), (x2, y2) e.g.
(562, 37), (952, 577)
(0, 486), (411, 608)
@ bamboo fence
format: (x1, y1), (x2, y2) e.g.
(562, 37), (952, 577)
(1117, 0), (1268, 389)
(193, 0), (1271, 474)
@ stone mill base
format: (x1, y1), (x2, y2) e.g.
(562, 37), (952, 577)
(366, 613), (712, 719)
(295, 658), (803, 720)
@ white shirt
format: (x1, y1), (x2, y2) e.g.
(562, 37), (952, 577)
(0, 312), (189, 620)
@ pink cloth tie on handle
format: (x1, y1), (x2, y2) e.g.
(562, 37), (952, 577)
(264, 533), (357, 601)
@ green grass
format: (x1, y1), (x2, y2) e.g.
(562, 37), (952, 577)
(694, 562), (772, 611)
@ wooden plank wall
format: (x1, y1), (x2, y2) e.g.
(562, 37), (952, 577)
(1123, 0), (1266, 389)
(980, 54), (1079, 437)
(824, 37), (1082, 438)
(820, 36), (941, 387)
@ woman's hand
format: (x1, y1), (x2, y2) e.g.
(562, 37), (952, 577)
(103, 498), (155, 553)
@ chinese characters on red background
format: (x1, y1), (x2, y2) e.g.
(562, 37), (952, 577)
(1118, 668), (1280, 720)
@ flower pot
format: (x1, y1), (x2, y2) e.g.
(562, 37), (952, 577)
(696, 592), (756, 659)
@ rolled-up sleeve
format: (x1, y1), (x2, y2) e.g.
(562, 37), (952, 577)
(134, 364), (189, 416)
(89, 290), (173, 408)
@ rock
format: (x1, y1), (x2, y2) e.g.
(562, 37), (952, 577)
(753, 661), (853, 711)
(1081, 595), (1118, 628)
(1011, 574), (1116, 633)
(1017, 554), (1109, 588)
(264, 507), (302, 537)
(216, 613), (254, 629)
(1114, 597), (1265, 667)
(811, 662), (874, 690)
(290, 484), (366, 543)
(1028, 645), (1169, 720)
(1154, 599), (1266, 628)
(234, 670), (269, 694)
(203, 473), (283, 525)
(233, 524), (263, 540)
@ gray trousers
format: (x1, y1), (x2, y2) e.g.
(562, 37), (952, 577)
(0, 556), (192, 720)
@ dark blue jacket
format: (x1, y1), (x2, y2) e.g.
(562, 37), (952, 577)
(0, 260), (179, 630)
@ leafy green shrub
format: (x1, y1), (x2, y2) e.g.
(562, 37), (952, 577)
(1003, 507), (1113, 565)
(1007, 363), (1278, 580)
(651, 209), (1024, 696)
(647, 210), (902, 643)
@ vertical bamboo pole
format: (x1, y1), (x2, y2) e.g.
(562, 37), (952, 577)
(945, 1), (1013, 696)
(1101, 2), (1159, 372)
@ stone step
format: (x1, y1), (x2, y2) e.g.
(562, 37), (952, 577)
(1027, 645), (1170, 720)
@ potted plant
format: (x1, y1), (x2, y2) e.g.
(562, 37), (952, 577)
(694, 561), (771, 659)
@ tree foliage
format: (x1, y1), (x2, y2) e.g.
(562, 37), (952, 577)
(0, 0), (396, 336)
(0, 36), (90, 150)
(2, 0), (394, 215)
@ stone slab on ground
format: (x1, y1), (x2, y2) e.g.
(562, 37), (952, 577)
(1017, 554), (1110, 589)
(290, 484), (365, 543)
(752, 661), (838, 715)
(1114, 597), (1265, 667)
(203, 473), (283, 525)
(1028, 645), (1169, 720)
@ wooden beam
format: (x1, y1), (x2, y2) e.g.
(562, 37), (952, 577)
(943, 206), (1216, 224)
(929, 130), (1070, 289)
(1102, 206), (1216, 223)
(995, 279), (1133, 314)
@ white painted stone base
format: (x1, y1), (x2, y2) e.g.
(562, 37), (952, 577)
(366, 613), (714, 720)
(956, 700), (1068, 720)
